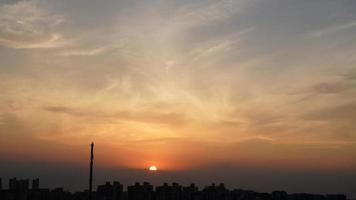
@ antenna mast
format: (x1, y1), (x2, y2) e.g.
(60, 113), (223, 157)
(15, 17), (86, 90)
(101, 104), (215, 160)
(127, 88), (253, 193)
(89, 142), (94, 200)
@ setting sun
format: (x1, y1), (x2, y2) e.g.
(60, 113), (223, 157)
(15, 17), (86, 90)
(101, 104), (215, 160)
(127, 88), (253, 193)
(149, 166), (157, 171)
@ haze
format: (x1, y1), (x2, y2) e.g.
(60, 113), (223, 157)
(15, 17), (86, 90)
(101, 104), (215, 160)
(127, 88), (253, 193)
(0, 0), (356, 198)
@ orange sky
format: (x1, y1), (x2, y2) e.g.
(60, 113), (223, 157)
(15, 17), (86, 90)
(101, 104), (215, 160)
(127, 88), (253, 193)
(1, 0), (356, 174)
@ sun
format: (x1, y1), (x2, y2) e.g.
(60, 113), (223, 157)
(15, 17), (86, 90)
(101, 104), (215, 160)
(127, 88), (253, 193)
(149, 165), (158, 171)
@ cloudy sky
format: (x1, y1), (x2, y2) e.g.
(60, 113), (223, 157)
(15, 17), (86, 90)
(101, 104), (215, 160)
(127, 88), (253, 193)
(1, 0), (356, 197)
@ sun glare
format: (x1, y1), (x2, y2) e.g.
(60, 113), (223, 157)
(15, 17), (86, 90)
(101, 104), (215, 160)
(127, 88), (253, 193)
(149, 166), (157, 171)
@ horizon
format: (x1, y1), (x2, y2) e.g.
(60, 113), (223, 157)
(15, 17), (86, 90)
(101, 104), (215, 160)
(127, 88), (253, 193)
(0, 175), (352, 194)
(0, 177), (350, 200)
(1, 156), (356, 198)
(1, 0), (356, 199)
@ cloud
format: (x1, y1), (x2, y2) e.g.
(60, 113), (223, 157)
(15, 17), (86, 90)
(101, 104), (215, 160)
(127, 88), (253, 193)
(57, 47), (107, 56)
(290, 68), (356, 103)
(311, 82), (353, 94)
(307, 81), (356, 95)
(0, 0), (67, 49)
(0, 113), (27, 137)
(43, 106), (81, 116)
(303, 103), (356, 122)
(0, 0), (356, 183)
(188, 27), (255, 64)
(344, 68), (356, 81)
(43, 106), (188, 126)
(172, 0), (256, 29)
(0, 33), (68, 49)
(308, 20), (356, 37)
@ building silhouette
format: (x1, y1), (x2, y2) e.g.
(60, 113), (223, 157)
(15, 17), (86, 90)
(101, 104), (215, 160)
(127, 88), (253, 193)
(201, 183), (229, 200)
(156, 182), (184, 200)
(128, 182), (154, 200)
(0, 177), (348, 200)
(96, 181), (123, 200)
(32, 178), (39, 190)
(182, 184), (199, 200)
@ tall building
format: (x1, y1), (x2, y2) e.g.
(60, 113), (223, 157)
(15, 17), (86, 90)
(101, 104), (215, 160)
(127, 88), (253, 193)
(17, 179), (29, 192)
(202, 183), (229, 200)
(156, 182), (182, 200)
(113, 181), (124, 200)
(96, 181), (124, 200)
(9, 178), (29, 193)
(9, 177), (17, 191)
(97, 181), (113, 200)
(182, 184), (200, 200)
(128, 182), (154, 200)
(32, 178), (39, 190)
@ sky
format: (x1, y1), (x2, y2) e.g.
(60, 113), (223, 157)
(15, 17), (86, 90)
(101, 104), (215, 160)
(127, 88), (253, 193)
(1, 0), (356, 197)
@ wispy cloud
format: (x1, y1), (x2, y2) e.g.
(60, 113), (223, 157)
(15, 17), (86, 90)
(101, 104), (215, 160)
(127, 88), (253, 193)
(308, 20), (356, 37)
(0, 33), (68, 49)
(0, 0), (67, 49)
(57, 47), (107, 56)
(43, 106), (189, 126)
(172, 0), (256, 29)
(188, 27), (255, 64)
(1, 0), (356, 174)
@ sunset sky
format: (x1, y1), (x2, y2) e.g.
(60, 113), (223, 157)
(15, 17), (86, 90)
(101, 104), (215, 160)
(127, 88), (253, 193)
(1, 0), (356, 197)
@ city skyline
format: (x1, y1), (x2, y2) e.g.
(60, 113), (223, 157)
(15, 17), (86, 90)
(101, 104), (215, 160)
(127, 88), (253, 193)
(0, 177), (349, 200)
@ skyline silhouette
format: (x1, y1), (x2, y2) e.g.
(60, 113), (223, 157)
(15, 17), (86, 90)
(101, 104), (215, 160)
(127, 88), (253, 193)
(0, 177), (349, 200)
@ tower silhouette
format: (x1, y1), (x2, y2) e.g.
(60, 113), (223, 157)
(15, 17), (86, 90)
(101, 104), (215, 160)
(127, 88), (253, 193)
(89, 142), (94, 200)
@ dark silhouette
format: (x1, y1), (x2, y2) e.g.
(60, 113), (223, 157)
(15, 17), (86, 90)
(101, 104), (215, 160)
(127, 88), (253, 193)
(89, 142), (94, 200)
(128, 182), (154, 200)
(32, 178), (39, 190)
(0, 178), (348, 200)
